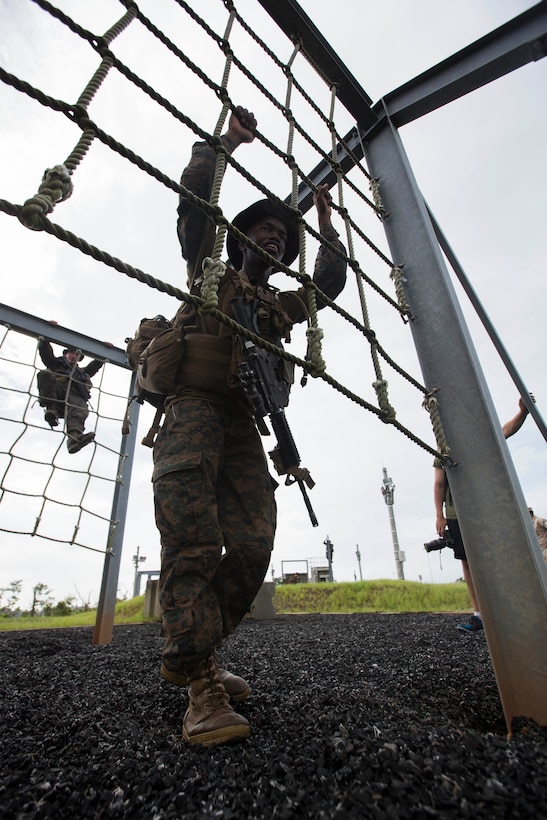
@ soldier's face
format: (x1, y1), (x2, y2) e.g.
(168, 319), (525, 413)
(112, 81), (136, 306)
(65, 351), (80, 364)
(243, 217), (287, 263)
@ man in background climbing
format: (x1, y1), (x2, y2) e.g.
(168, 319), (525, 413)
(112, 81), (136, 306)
(153, 106), (347, 746)
(37, 322), (105, 454)
(433, 395), (534, 633)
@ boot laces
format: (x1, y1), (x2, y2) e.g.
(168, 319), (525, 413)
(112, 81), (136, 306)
(205, 656), (227, 707)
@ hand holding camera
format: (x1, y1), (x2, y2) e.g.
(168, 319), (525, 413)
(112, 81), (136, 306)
(424, 530), (454, 553)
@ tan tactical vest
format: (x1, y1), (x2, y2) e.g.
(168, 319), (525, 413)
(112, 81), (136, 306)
(169, 266), (300, 401)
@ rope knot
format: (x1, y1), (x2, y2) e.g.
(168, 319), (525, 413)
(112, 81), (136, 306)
(306, 326), (326, 376)
(70, 103), (92, 126)
(199, 257), (226, 314)
(423, 389), (451, 459)
(373, 379), (397, 422)
(92, 35), (109, 54)
(216, 87), (230, 104)
(220, 40), (233, 57)
(390, 265), (411, 318)
(369, 178), (388, 218)
(19, 165), (73, 230)
(210, 136), (226, 157)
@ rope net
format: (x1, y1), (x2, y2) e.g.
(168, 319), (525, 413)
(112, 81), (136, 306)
(0, 324), (130, 552)
(0, 0), (447, 577)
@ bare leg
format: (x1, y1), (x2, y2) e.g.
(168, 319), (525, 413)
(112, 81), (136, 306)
(462, 559), (480, 612)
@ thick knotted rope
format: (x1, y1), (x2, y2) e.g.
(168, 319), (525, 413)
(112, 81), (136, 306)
(328, 85), (396, 421)
(197, 8), (236, 316)
(18, 5), (137, 231)
(200, 256), (227, 312)
(390, 265), (411, 319)
(422, 390), (451, 460)
(1, 0), (448, 466)
(19, 165), (73, 230)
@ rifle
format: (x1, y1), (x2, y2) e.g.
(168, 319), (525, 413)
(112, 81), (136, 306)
(231, 297), (318, 527)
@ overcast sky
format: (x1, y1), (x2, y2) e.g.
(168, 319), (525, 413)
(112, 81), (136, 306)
(0, 0), (545, 609)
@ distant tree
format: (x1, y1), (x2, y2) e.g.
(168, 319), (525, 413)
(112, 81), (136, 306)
(73, 585), (93, 611)
(43, 596), (76, 617)
(30, 583), (54, 617)
(0, 580), (23, 614)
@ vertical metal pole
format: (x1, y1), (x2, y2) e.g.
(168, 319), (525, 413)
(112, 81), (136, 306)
(381, 467), (405, 579)
(132, 545), (146, 597)
(324, 535), (334, 582)
(93, 373), (140, 645)
(356, 545), (363, 580)
(364, 109), (547, 731)
(427, 207), (547, 441)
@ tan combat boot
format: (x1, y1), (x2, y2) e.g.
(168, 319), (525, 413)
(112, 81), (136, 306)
(182, 655), (250, 747)
(161, 662), (251, 702)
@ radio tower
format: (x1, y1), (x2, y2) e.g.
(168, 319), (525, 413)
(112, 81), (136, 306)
(381, 467), (405, 580)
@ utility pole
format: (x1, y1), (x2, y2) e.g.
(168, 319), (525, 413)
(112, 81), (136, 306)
(324, 535), (334, 582)
(381, 467), (405, 580)
(355, 544), (363, 580)
(132, 546), (147, 597)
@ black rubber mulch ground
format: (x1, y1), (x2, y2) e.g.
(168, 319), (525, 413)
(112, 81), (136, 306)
(1, 613), (546, 819)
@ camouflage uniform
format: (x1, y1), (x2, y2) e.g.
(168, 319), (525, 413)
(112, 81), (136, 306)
(37, 341), (102, 438)
(155, 136), (347, 676)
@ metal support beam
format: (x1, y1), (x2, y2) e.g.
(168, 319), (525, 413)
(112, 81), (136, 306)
(257, 0), (377, 131)
(377, 2), (547, 128)
(426, 207), (547, 443)
(93, 370), (140, 645)
(269, 2), (547, 212)
(0, 302), (129, 368)
(363, 108), (547, 732)
(260, 1), (547, 133)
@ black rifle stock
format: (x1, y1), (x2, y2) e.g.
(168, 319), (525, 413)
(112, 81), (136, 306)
(231, 297), (318, 527)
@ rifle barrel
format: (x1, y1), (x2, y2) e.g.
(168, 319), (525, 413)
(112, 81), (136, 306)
(298, 478), (319, 527)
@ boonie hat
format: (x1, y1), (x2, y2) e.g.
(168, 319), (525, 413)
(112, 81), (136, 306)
(227, 199), (300, 271)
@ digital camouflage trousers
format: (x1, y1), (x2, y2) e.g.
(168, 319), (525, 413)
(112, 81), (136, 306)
(153, 397), (276, 674)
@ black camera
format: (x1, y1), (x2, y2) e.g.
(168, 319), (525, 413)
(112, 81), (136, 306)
(424, 531), (453, 553)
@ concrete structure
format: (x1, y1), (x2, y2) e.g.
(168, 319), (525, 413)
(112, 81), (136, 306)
(142, 579), (276, 621)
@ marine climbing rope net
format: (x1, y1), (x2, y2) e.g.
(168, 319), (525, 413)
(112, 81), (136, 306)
(0, 0), (451, 557)
(0, 323), (130, 551)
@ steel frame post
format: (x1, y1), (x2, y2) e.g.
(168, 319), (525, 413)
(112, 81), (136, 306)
(93, 371), (140, 645)
(363, 109), (547, 732)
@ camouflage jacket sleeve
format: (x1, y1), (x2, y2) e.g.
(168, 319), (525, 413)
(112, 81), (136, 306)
(38, 339), (57, 369)
(311, 223), (347, 304)
(177, 135), (236, 287)
(84, 360), (104, 379)
(279, 224), (347, 322)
